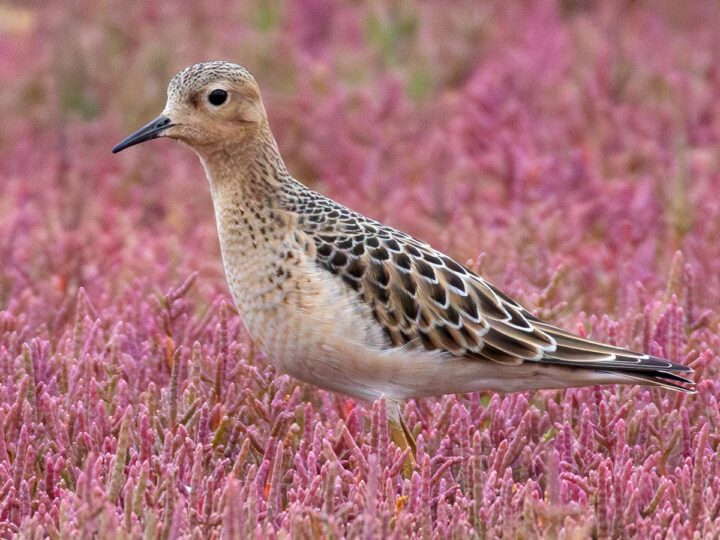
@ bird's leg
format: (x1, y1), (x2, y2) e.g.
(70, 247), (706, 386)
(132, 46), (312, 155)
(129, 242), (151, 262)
(387, 400), (416, 478)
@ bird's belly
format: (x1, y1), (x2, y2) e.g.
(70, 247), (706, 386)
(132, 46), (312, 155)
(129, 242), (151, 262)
(219, 240), (389, 386)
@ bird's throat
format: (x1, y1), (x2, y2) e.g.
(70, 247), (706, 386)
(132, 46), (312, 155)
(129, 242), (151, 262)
(200, 143), (297, 324)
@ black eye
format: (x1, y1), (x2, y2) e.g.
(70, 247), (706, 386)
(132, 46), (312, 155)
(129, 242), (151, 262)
(208, 89), (228, 106)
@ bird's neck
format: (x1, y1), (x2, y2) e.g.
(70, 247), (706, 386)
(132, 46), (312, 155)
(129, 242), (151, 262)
(199, 129), (301, 284)
(200, 128), (289, 205)
(198, 130), (311, 331)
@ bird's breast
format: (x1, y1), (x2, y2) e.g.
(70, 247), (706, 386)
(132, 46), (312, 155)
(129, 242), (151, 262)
(213, 201), (386, 376)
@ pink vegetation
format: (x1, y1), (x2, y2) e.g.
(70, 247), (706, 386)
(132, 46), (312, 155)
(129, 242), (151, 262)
(1, 1), (719, 537)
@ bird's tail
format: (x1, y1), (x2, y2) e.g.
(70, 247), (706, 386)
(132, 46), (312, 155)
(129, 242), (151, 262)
(532, 322), (695, 393)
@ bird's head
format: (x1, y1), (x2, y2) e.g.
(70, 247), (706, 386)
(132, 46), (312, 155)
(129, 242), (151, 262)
(112, 61), (268, 156)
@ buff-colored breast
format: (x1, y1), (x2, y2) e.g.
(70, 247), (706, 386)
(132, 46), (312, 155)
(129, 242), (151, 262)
(210, 181), (386, 385)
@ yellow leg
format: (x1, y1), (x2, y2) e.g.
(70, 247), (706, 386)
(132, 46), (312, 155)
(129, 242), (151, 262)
(387, 400), (416, 478)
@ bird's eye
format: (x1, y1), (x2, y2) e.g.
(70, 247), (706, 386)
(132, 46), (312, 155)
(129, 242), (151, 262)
(208, 89), (228, 106)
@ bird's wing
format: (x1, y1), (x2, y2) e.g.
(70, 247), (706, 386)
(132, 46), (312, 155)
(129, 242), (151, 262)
(296, 192), (694, 390)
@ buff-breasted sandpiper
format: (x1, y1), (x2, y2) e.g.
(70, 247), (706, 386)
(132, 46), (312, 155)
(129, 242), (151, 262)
(113, 61), (695, 457)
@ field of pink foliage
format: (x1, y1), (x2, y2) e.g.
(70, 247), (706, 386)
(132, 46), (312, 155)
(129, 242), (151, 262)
(1, 1), (720, 538)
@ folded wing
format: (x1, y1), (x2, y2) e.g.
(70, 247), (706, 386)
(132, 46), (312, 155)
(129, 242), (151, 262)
(299, 193), (694, 393)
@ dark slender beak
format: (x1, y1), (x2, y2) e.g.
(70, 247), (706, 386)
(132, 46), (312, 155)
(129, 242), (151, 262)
(112, 115), (174, 154)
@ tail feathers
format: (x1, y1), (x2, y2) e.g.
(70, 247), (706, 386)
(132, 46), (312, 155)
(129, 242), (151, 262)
(534, 322), (695, 393)
(542, 358), (696, 393)
(604, 368), (696, 393)
(541, 351), (695, 393)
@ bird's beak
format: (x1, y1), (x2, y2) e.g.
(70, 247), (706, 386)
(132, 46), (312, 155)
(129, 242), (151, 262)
(112, 115), (174, 154)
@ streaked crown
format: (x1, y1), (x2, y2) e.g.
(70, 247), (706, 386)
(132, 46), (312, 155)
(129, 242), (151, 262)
(167, 61), (255, 100)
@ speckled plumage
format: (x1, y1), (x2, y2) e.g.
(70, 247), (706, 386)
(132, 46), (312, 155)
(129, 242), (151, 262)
(114, 61), (695, 407)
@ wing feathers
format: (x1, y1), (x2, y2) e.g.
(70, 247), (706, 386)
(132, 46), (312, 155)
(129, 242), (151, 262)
(301, 194), (694, 393)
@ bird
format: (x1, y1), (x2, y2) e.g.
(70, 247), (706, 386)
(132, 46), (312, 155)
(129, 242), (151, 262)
(113, 61), (695, 459)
